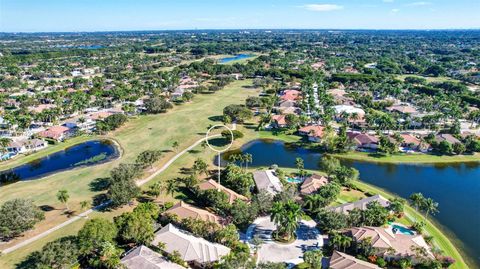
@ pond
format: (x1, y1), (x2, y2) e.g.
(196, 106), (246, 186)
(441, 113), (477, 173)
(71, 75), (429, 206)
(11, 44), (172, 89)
(225, 139), (480, 267)
(0, 140), (119, 184)
(218, 54), (254, 64)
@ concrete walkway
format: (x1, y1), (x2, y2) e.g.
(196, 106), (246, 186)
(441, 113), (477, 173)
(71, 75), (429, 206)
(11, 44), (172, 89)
(2, 123), (236, 254)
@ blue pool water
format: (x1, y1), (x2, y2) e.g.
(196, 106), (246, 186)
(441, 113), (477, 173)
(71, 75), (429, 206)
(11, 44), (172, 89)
(391, 224), (415, 235)
(219, 54), (254, 64)
(286, 177), (303, 184)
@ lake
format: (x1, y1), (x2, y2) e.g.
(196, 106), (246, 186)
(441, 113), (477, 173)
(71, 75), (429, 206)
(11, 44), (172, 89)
(0, 140), (119, 184)
(225, 139), (480, 267)
(219, 54), (254, 64)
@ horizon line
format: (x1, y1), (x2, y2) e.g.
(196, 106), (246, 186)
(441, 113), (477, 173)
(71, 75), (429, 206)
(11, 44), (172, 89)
(2, 27), (480, 34)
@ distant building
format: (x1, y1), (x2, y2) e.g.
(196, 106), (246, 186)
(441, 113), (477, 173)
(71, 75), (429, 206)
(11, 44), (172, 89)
(271, 115), (287, 128)
(7, 138), (47, 154)
(253, 170), (283, 195)
(37, 126), (73, 141)
(280, 89), (301, 102)
(434, 133), (461, 145)
(347, 132), (379, 150)
(121, 245), (184, 269)
(298, 125), (325, 142)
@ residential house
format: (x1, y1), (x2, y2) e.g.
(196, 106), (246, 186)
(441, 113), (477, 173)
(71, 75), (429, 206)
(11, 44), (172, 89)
(253, 170), (283, 195)
(37, 126), (73, 141)
(7, 138), (47, 154)
(348, 132), (379, 150)
(271, 115), (287, 128)
(386, 104), (418, 115)
(434, 133), (461, 145)
(327, 194), (390, 214)
(152, 224), (230, 267)
(164, 201), (222, 224)
(300, 174), (329, 195)
(171, 88), (185, 101)
(280, 89), (301, 102)
(298, 125), (325, 142)
(398, 133), (430, 153)
(197, 179), (249, 204)
(121, 245), (185, 269)
(346, 226), (433, 262)
(329, 251), (381, 269)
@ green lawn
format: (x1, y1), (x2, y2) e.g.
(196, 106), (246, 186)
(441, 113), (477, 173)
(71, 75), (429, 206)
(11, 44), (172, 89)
(0, 79), (261, 267)
(331, 151), (480, 164)
(396, 74), (461, 83)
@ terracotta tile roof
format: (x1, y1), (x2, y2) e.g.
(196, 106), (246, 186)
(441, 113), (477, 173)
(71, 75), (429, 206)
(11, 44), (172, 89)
(386, 105), (418, 114)
(348, 133), (379, 146)
(272, 115), (287, 126)
(300, 174), (329, 195)
(165, 201), (222, 224)
(329, 251), (381, 269)
(281, 90), (301, 101)
(37, 126), (70, 140)
(299, 125), (325, 139)
(197, 179), (249, 204)
(347, 226), (433, 259)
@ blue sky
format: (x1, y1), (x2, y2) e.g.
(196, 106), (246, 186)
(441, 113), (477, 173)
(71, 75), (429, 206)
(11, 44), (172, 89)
(1, 0), (479, 32)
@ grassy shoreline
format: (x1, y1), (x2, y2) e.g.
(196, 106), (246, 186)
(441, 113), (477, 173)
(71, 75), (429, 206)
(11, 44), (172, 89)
(330, 151), (480, 164)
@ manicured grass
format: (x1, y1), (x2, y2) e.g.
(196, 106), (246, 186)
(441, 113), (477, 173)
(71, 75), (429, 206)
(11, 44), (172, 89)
(258, 130), (303, 143)
(0, 79), (261, 266)
(396, 74), (461, 83)
(330, 151), (480, 164)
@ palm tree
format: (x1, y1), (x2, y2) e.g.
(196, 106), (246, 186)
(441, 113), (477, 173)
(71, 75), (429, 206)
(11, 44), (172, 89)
(270, 200), (301, 241)
(172, 141), (179, 152)
(243, 153), (253, 170)
(56, 189), (70, 211)
(149, 181), (164, 202)
(0, 137), (11, 155)
(421, 197), (439, 220)
(295, 157), (304, 177)
(80, 200), (90, 218)
(166, 178), (178, 198)
(338, 234), (352, 252)
(303, 195), (323, 213)
(409, 192), (425, 221)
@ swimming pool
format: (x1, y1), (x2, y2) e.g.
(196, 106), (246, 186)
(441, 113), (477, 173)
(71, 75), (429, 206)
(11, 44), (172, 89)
(391, 224), (415, 235)
(286, 177), (303, 184)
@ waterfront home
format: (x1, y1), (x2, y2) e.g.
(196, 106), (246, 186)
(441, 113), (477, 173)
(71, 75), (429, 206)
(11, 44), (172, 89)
(253, 170), (283, 195)
(164, 201), (222, 224)
(152, 224), (230, 267)
(7, 138), (47, 154)
(300, 174), (329, 195)
(37, 125), (73, 141)
(347, 132), (379, 150)
(280, 89), (301, 102)
(197, 179), (249, 204)
(328, 194), (390, 214)
(298, 125), (325, 142)
(398, 133), (430, 153)
(434, 133), (461, 145)
(171, 88), (185, 101)
(329, 251), (381, 269)
(271, 114), (288, 128)
(345, 226), (433, 262)
(120, 245), (185, 269)
(386, 104), (418, 115)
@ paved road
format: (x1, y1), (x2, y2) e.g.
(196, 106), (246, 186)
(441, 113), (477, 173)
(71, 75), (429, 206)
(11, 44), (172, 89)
(1, 123), (235, 254)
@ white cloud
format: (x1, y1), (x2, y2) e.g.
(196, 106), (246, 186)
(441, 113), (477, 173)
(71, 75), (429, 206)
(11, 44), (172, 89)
(391, 8), (400, 13)
(303, 4), (344, 12)
(383, 0), (394, 3)
(407, 1), (432, 6)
